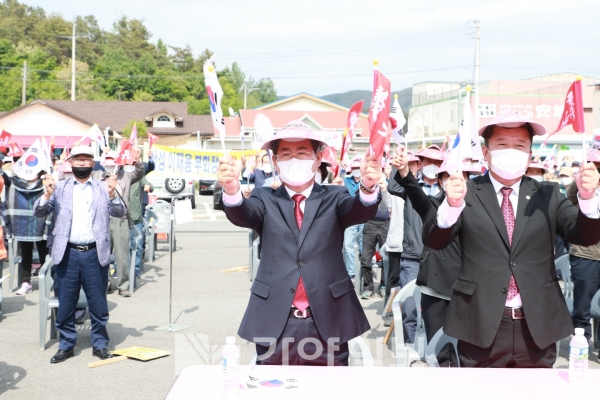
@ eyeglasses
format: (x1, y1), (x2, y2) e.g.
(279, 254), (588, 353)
(71, 158), (94, 166)
(274, 151), (315, 162)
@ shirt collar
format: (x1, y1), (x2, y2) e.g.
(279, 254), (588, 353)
(418, 179), (438, 188)
(284, 183), (314, 200)
(488, 173), (521, 196)
(73, 176), (92, 186)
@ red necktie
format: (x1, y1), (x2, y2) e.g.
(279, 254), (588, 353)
(291, 194), (309, 312)
(500, 187), (519, 301)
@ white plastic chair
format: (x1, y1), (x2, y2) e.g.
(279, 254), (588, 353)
(7, 235), (20, 291)
(555, 254), (573, 314)
(38, 256), (88, 350)
(425, 327), (459, 367)
(391, 279), (426, 366)
(348, 336), (375, 366)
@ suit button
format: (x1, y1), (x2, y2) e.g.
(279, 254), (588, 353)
(502, 288), (507, 294)
(510, 262), (516, 267)
(299, 262), (305, 267)
(290, 288), (295, 293)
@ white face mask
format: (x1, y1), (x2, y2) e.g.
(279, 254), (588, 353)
(315, 171), (323, 185)
(351, 169), (361, 178)
(276, 158), (316, 186)
(123, 165), (135, 173)
(104, 165), (115, 174)
(261, 163), (272, 174)
(559, 177), (572, 187)
(422, 164), (439, 180)
(489, 149), (530, 180)
(531, 175), (543, 182)
(441, 179), (449, 192)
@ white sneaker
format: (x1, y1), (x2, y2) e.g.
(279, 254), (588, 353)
(16, 282), (32, 295)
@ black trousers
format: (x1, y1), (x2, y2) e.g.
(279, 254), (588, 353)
(19, 240), (48, 283)
(458, 315), (557, 368)
(421, 293), (457, 367)
(360, 219), (389, 292)
(385, 251), (401, 305)
(570, 254), (600, 340)
(255, 315), (349, 366)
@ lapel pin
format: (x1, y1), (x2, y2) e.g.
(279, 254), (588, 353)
(526, 195), (530, 200)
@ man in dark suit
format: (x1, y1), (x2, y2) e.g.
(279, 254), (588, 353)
(422, 112), (600, 367)
(218, 120), (381, 366)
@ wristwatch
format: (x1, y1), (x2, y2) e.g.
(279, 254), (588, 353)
(359, 179), (376, 194)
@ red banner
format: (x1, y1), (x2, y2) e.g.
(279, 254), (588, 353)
(546, 79), (585, 143)
(0, 130), (12, 152)
(7, 142), (23, 157)
(368, 70), (391, 158)
(337, 100), (364, 177)
(148, 132), (158, 149)
(115, 140), (135, 165)
(322, 146), (338, 172)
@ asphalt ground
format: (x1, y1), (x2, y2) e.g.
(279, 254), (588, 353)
(0, 193), (598, 399)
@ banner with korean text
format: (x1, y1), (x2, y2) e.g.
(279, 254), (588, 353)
(151, 145), (259, 179)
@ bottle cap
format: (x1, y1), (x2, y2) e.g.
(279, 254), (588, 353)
(226, 336), (236, 345)
(575, 327), (585, 336)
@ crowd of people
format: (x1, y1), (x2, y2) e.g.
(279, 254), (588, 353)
(218, 114), (600, 367)
(2, 144), (156, 363)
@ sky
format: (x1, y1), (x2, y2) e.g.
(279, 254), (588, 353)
(23, 0), (600, 97)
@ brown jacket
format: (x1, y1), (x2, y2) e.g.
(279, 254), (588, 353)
(567, 182), (600, 261)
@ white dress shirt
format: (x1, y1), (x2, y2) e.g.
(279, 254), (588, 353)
(436, 173), (600, 308)
(69, 178), (95, 245)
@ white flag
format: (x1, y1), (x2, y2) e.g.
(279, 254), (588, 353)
(444, 132), (463, 176)
(389, 95), (406, 145)
(203, 57), (224, 136)
(464, 100), (483, 160)
(13, 139), (45, 180)
(83, 123), (106, 149)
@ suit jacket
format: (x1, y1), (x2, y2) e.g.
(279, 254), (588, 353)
(33, 178), (126, 266)
(223, 183), (379, 344)
(423, 174), (600, 349)
(395, 171), (460, 297)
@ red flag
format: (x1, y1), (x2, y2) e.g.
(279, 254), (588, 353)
(368, 70), (392, 158)
(64, 136), (70, 158)
(115, 140), (135, 165)
(382, 123), (392, 168)
(545, 79), (585, 143)
(337, 100), (364, 177)
(49, 136), (55, 156)
(148, 132), (158, 149)
(7, 142), (23, 157)
(130, 123), (138, 145)
(0, 130), (12, 152)
(322, 147), (338, 172)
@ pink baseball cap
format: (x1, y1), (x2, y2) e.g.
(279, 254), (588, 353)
(417, 145), (444, 161)
(261, 120), (328, 151)
(349, 157), (362, 169)
(407, 151), (420, 163)
(587, 150), (600, 164)
(527, 162), (548, 173)
(478, 111), (546, 136)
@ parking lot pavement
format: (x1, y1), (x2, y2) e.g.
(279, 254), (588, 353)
(0, 193), (598, 398)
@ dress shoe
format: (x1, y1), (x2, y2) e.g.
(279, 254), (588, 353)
(50, 349), (74, 363)
(119, 289), (131, 297)
(92, 348), (113, 360)
(75, 316), (84, 325)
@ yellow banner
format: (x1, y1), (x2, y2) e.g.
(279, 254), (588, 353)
(151, 145), (259, 179)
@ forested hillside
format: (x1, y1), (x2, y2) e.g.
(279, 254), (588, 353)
(0, 0), (277, 113)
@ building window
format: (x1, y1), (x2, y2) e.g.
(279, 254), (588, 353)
(157, 115), (171, 122)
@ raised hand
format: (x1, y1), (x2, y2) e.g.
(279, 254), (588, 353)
(43, 175), (56, 200)
(360, 149), (382, 189)
(106, 174), (118, 199)
(446, 172), (467, 207)
(576, 162), (600, 200)
(392, 145), (409, 178)
(217, 156), (241, 195)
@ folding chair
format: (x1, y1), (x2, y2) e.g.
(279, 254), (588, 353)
(39, 256), (88, 350)
(348, 336), (375, 366)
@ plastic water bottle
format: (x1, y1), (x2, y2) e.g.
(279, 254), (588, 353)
(569, 328), (589, 384)
(222, 336), (241, 397)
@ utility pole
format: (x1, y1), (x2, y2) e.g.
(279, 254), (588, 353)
(22, 61), (27, 106)
(474, 20), (480, 130)
(242, 83), (258, 109)
(71, 21), (76, 101)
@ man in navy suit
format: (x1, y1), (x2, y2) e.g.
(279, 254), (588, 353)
(218, 120), (381, 366)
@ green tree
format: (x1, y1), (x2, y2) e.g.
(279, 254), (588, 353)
(122, 120), (147, 139)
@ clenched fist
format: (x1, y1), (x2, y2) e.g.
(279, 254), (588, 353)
(43, 175), (56, 200)
(106, 174), (118, 199)
(576, 162), (600, 200)
(445, 172), (467, 207)
(360, 150), (382, 188)
(217, 156), (241, 195)
(392, 145), (409, 179)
